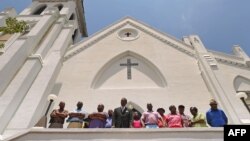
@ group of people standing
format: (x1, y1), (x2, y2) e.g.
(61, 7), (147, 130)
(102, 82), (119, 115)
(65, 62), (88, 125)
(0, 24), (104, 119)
(48, 98), (228, 128)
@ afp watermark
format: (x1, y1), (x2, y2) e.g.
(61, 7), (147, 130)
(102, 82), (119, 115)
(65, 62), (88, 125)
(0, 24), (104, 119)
(224, 125), (250, 140)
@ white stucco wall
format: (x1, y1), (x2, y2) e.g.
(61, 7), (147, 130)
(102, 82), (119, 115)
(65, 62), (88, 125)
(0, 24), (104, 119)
(216, 63), (250, 91)
(54, 25), (212, 115)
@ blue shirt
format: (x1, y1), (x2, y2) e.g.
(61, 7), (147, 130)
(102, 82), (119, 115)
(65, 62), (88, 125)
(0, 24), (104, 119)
(206, 109), (228, 127)
(105, 117), (112, 128)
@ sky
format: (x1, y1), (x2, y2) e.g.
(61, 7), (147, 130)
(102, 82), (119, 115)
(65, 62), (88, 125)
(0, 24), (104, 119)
(0, 0), (250, 55)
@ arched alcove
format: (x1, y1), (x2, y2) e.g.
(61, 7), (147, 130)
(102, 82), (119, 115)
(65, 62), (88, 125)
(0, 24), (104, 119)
(69, 13), (75, 20)
(91, 51), (167, 89)
(126, 101), (144, 117)
(55, 4), (63, 11)
(234, 76), (250, 110)
(72, 29), (78, 43)
(234, 75), (250, 92)
(32, 4), (47, 15)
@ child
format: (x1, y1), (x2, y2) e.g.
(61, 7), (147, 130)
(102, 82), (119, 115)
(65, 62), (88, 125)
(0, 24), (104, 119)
(132, 112), (142, 128)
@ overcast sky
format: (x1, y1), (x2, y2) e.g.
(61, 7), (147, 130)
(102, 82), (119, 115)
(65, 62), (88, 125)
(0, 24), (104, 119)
(1, 0), (249, 55)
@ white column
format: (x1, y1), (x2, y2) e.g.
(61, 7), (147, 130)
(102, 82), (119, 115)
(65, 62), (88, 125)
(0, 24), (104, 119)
(0, 9), (58, 95)
(7, 26), (74, 129)
(0, 16), (67, 134)
(0, 60), (42, 134)
(36, 17), (66, 58)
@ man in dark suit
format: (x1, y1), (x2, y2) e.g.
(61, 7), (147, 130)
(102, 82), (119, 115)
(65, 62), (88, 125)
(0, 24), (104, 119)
(112, 98), (133, 128)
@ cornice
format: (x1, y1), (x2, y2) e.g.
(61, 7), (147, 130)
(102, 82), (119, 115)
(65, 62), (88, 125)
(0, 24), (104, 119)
(208, 50), (249, 68)
(128, 21), (196, 58)
(63, 22), (126, 61)
(64, 17), (196, 62)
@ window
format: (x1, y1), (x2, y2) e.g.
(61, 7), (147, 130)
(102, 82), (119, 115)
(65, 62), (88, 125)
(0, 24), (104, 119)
(32, 5), (47, 15)
(69, 13), (75, 20)
(117, 28), (139, 41)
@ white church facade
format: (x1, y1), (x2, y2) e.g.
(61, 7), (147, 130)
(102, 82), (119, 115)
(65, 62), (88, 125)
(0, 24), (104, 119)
(0, 0), (250, 141)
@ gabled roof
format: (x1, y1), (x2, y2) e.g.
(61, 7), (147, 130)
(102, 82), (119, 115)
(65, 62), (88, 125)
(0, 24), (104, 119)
(64, 17), (196, 61)
(209, 50), (249, 68)
(64, 16), (249, 69)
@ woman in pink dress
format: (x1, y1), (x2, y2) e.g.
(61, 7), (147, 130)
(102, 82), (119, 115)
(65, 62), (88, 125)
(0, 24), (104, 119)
(165, 105), (183, 128)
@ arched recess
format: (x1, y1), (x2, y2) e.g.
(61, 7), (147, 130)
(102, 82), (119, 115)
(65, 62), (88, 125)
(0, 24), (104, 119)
(72, 29), (78, 43)
(32, 4), (47, 15)
(69, 13), (75, 20)
(234, 75), (250, 109)
(54, 4), (64, 11)
(91, 51), (167, 89)
(126, 101), (144, 117)
(234, 75), (250, 92)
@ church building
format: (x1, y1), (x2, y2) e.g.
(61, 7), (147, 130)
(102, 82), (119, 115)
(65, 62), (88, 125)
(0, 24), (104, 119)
(0, 0), (250, 140)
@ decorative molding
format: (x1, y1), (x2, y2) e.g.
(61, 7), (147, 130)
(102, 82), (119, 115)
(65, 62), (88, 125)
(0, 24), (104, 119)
(63, 23), (126, 61)
(64, 18), (197, 61)
(214, 57), (247, 68)
(63, 21), (75, 29)
(43, 7), (59, 16)
(117, 27), (140, 41)
(208, 50), (249, 68)
(131, 21), (196, 58)
(64, 17), (247, 69)
(203, 54), (218, 68)
(91, 50), (167, 89)
(28, 54), (44, 66)
(208, 50), (244, 61)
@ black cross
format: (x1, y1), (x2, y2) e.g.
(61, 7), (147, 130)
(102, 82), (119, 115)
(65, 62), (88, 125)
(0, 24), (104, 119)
(124, 32), (132, 37)
(120, 59), (139, 79)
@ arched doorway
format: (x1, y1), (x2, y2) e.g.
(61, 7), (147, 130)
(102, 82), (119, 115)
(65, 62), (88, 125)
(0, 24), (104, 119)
(126, 101), (144, 118)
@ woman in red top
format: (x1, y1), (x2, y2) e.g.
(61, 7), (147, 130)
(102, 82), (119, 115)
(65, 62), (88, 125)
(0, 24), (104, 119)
(132, 112), (142, 128)
(157, 108), (166, 128)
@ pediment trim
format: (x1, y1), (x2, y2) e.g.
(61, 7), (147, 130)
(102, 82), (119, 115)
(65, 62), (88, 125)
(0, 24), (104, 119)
(63, 17), (249, 70)
(63, 17), (196, 62)
(208, 50), (249, 69)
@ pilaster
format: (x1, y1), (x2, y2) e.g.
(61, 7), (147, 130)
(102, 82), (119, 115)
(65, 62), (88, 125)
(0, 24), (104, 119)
(0, 8), (59, 95)
(0, 59), (42, 134)
(7, 24), (74, 129)
(0, 15), (68, 134)
(35, 17), (66, 58)
(189, 35), (250, 124)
